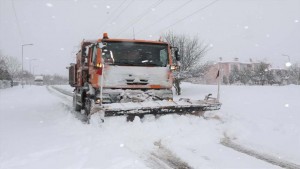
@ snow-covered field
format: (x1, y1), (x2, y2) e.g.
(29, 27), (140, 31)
(0, 83), (299, 169)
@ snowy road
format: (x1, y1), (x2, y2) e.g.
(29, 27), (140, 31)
(1, 84), (300, 169)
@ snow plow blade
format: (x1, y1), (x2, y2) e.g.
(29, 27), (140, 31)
(92, 98), (221, 117)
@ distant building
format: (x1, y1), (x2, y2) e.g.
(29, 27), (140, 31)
(204, 58), (265, 85)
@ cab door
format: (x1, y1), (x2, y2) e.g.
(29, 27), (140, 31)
(88, 45), (103, 88)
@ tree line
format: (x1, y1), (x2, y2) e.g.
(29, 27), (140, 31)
(0, 51), (68, 85)
(224, 62), (300, 86)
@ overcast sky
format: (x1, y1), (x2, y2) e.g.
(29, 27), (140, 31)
(0, 0), (299, 76)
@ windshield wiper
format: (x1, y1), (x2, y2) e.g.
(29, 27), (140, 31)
(140, 60), (160, 66)
(110, 62), (137, 66)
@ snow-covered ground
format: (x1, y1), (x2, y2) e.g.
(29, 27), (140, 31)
(178, 83), (300, 164)
(0, 83), (299, 169)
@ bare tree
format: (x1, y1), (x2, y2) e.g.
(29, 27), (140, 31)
(0, 52), (21, 80)
(239, 68), (252, 85)
(288, 63), (300, 85)
(4, 56), (21, 79)
(0, 53), (11, 80)
(163, 31), (208, 95)
(0, 60), (10, 80)
(163, 31), (208, 71)
(253, 62), (270, 85)
(229, 65), (240, 84)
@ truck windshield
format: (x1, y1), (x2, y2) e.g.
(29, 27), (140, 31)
(102, 42), (169, 67)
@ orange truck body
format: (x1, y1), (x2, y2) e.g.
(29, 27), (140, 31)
(69, 34), (177, 112)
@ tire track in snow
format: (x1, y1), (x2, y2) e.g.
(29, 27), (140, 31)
(221, 137), (300, 169)
(48, 86), (193, 168)
(47, 86), (88, 122)
(51, 86), (73, 97)
(46, 86), (72, 103)
(146, 141), (193, 169)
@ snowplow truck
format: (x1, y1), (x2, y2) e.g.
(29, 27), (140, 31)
(69, 33), (221, 121)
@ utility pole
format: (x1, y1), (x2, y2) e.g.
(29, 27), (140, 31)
(28, 58), (37, 74)
(21, 43), (33, 88)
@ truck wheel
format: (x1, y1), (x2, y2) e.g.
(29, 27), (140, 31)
(84, 98), (91, 115)
(73, 94), (81, 111)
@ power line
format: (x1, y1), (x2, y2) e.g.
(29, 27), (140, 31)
(105, 0), (135, 35)
(99, 0), (128, 33)
(155, 0), (219, 35)
(136, 0), (193, 36)
(11, 0), (23, 43)
(115, 0), (164, 37)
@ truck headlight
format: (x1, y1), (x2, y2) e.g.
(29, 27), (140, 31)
(170, 65), (176, 70)
(95, 98), (101, 104)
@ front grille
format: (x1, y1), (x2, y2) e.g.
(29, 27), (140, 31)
(126, 79), (148, 85)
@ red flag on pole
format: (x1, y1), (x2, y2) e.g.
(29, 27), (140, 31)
(216, 70), (220, 79)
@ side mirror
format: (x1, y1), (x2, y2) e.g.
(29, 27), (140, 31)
(100, 42), (108, 55)
(101, 47), (110, 60)
(175, 50), (180, 61)
(102, 46), (108, 53)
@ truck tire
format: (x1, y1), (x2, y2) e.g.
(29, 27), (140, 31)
(84, 98), (91, 115)
(73, 94), (81, 111)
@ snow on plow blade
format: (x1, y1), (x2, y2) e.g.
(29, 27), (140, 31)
(92, 98), (221, 117)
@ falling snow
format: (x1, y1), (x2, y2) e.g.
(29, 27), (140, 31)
(2, 1), (299, 75)
(46, 3), (53, 7)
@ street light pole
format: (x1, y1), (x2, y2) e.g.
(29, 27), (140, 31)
(28, 58), (37, 74)
(27, 58), (37, 86)
(21, 43), (33, 88)
(32, 65), (38, 76)
(282, 54), (291, 67)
